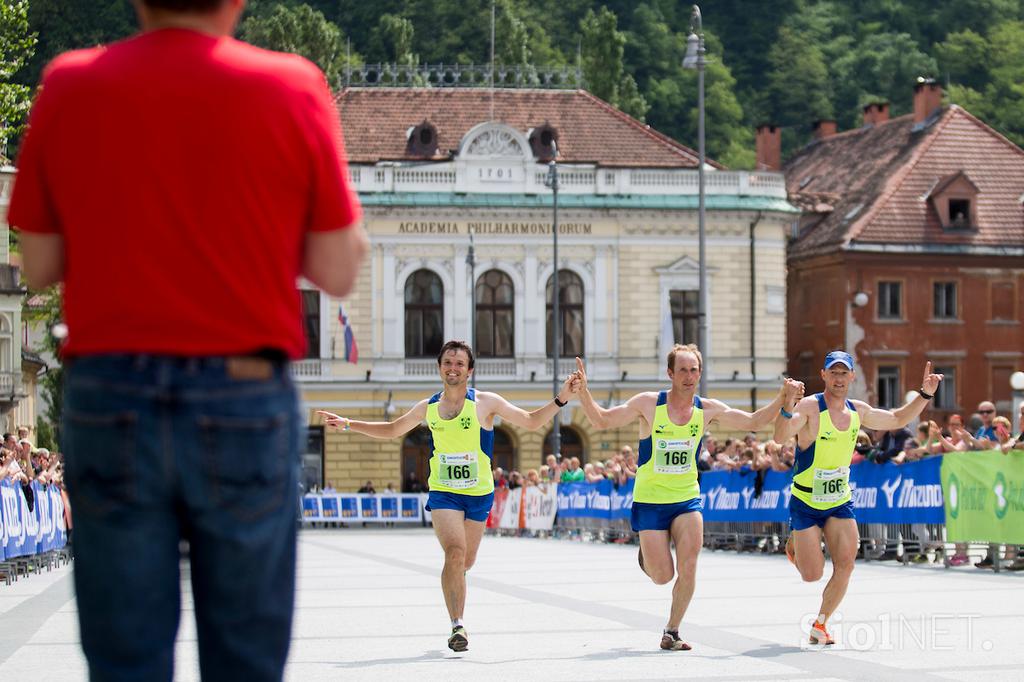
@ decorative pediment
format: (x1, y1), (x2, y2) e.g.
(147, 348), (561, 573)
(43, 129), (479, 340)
(458, 122), (531, 160)
(654, 255), (717, 276)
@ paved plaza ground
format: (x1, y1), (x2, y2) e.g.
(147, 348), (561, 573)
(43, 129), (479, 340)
(1, 527), (1022, 680)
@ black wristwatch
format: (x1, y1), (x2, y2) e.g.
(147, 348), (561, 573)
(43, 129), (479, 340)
(553, 396), (567, 407)
(917, 388), (934, 400)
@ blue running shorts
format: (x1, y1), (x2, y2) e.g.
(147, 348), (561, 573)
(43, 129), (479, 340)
(426, 490), (495, 522)
(631, 497), (703, 532)
(789, 495), (856, 531)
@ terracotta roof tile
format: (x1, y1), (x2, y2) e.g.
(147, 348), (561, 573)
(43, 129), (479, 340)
(784, 106), (1024, 258)
(336, 88), (715, 168)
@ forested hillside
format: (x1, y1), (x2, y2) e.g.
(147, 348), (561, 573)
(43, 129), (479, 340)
(17, 0), (1024, 166)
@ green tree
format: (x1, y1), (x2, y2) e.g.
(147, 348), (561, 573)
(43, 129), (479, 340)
(957, 20), (1024, 145)
(935, 29), (989, 91)
(373, 13), (417, 68)
(764, 25), (833, 126)
(239, 4), (356, 85)
(580, 6), (647, 120)
(18, 0), (134, 89)
(1, 0), (38, 153)
(23, 286), (63, 448)
(830, 32), (937, 128)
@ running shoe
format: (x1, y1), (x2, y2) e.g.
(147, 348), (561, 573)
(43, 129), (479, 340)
(785, 535), (796, 565)
(809, 621), (834, 645)
(975, 556), (994, 569)
(448, 626), (468, 652)
(660, 630), (692, 651)
(948, 554), (969, 566)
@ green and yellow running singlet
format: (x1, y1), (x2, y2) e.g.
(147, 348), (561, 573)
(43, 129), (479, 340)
(634, 392), (704, 504)
(425, 388), (495, 496)
(791, 393), (859, 510)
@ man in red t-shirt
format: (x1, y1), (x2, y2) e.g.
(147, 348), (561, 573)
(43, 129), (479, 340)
(9, 1), (367, 679)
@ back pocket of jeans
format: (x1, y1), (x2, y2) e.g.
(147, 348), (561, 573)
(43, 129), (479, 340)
(198, 411), (291, 522)
(63, 410), (138, 517)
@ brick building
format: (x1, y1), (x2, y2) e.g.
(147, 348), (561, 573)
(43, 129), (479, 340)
(769, 82), (1024, 422)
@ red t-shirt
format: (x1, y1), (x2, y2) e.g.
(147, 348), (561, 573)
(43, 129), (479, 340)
(9, 29), (361, 359)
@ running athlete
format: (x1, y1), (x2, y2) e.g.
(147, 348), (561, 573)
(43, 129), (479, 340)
(773, 351), (942, 645)
(319, 340), (576, 652)
(573, 345), (796, 651)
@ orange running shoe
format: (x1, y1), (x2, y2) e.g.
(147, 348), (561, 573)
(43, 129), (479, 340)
(785, 536), (796, 565)
(809, 621), (834, 645)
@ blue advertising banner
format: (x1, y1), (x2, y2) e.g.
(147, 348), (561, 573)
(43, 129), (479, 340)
(552, 457), (944, 525)
(300, 494), (424, 523)
(557, 479), (634, 521)
(699, 458), (944, 523)
(380, 496), (399, 519)
(849, 456), (944, 524)
(0, 479), (66, 561)
(339, 496), (360, 519)
(699, 469), (792, 522)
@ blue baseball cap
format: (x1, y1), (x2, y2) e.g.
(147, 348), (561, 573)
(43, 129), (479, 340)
(824, 351), (854, 370)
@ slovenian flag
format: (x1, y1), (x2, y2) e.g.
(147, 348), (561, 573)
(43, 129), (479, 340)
(340, 304), (358, 364)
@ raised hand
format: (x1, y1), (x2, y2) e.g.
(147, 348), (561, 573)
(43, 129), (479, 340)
(921, 361), (944, 395)
(316, 410), (350, 430)
(782, 377), (804, 406)
(574, 356), (589, 392)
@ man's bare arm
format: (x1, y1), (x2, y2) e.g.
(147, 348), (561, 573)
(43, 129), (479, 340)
(318, 400), (428, 439)
(19, 233), (65, 290)
(302, 226), (369, 298)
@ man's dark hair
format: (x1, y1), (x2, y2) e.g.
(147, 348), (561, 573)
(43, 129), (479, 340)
(141, 0), (226, 11)
(436, 340), (475, 370)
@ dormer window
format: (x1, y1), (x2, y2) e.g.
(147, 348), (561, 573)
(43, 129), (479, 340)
(948, 198), (970, 227)
(528, 123), (559, 161)
(406, 120), (438, 157)
(925, 170), (979, 231)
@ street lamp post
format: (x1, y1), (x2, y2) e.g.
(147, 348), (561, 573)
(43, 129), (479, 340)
(545, 141), (562, 461)
(1011, 371), (1024, 433)
(682, 4), (708, 397)
(466, 224), (476, 388)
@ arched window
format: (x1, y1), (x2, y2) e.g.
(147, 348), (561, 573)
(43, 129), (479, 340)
(546, 269), (584, 357)
(401, 427), (432, 492)
(475, 269), (514, 357)
(542, 424), (585, 464)
(491, 427), (515, 473)
(405, 269), (443, 357)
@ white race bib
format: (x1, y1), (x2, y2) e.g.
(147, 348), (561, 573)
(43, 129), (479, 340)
(812, 466), (850, 504)
(437, 452), (479, 489)
(653, 438), (695, 475)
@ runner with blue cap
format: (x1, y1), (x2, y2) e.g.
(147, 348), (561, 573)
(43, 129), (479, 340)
(774, 350), (943, 645)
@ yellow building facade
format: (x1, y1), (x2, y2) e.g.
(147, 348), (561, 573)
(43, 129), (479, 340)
(294, 88), (798, 492)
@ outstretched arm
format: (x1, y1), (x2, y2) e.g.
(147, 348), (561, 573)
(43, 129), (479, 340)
(774, 383), (812, 444)
(317, 400), (429, 440)
(482, 374), (576, 431)
(856, 363), (943, 431)
(705, 379), (797, 431)
(573, 356), (650, 431)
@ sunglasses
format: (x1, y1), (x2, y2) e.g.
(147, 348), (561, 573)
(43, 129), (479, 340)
(979, 409), (995, 414)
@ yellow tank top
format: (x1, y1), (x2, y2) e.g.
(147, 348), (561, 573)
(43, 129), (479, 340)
(791, 393), (860, 509)
(425, 389), (495, 496)
(634, 392), (704, 504)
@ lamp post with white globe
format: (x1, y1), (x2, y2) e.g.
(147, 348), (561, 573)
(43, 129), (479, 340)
(1011, 371), (1024, 432)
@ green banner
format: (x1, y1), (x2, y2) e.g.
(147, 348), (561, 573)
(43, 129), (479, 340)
(941, 450), (1024, 544)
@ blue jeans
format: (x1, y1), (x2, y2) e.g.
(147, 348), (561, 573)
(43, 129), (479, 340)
(63, 355), (301, 682)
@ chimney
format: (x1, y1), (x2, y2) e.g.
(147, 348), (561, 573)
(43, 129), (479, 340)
(755, 124), (781, 171)
(813, 119), (837, 140)
(913, 78), (943, 124)
(862, 102), (890, 126)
